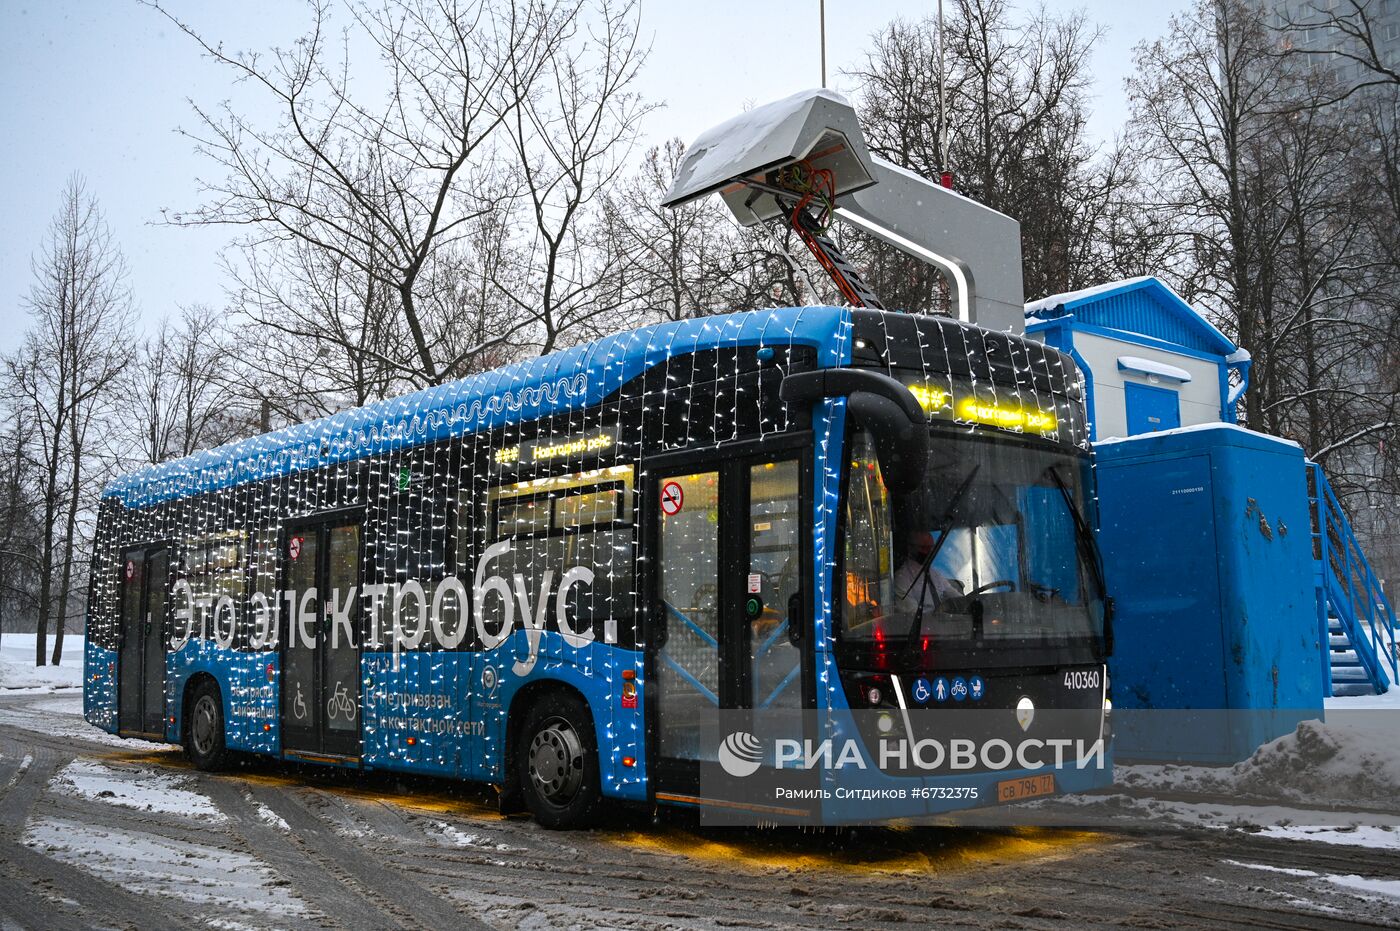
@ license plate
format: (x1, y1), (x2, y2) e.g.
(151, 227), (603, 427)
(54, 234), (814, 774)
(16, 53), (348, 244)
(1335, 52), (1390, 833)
(997, 773), (1055, 803)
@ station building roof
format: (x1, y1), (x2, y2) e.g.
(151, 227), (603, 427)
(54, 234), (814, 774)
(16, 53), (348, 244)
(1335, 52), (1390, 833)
(1025, 276), (1239, 359)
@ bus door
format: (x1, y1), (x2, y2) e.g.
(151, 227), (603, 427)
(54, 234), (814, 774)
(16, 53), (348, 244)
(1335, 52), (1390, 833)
(648, 451), (808, 798)
(118, 544), (169, 739)
(280, 514), (363, 761)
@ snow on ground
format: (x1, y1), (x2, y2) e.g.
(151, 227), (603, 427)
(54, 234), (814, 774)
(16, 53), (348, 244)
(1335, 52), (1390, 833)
(1119, 714), (1400, 806)
(1259, 824), (1400, 849)
(23, 816), (309, 917)
(51, 758), (226, 823)
(1326, 688), (1400, 711)
(252, 799), (289, 831)
(1229, 860), (1400, 904)
(1045, 709), (1400, 847)
(1047, 790), (1400, 849)
(0, 691), (170, 752)
(0, 633), (82, 692)
(430, 820), (522, 852)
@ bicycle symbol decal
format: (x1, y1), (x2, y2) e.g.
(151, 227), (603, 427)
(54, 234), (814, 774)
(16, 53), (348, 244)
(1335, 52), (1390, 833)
(327, 683), (357, 722)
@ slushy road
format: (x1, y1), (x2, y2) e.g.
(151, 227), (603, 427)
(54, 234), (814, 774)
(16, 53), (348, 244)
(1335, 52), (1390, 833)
(0, 691), (1397, 930)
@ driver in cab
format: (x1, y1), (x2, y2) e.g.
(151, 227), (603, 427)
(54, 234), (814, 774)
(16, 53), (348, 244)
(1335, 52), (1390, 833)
(894, 530), (964, 614)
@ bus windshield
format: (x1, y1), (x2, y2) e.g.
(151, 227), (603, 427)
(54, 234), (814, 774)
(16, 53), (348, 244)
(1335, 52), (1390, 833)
(842, 427), (1105, 659)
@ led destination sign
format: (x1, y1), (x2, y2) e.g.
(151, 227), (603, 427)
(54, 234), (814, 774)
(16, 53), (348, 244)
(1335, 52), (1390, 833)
(494, 430), (615, 467)
(906, 382), (1061, 438)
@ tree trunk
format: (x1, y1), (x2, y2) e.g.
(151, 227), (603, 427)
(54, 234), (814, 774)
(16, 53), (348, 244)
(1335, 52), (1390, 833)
(52, 412), (83, 666)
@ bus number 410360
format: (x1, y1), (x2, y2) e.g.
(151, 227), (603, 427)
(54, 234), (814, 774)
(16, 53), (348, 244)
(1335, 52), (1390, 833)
(1064, 670), (1100, 690)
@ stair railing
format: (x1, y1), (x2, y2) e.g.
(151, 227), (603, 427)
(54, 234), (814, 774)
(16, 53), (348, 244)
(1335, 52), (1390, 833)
(1308, 461), (1397, 695)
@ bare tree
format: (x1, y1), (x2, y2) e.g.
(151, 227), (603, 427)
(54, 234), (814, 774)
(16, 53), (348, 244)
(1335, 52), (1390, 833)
(494, 0), (655, 352)
(149, 0), (568, 386)
(128, 305), (246, 464)
(5, 176), (133, 665)
(600, 140), (792, 322)
(1277, 0), (1400, 101)
(1130, 0), (1304, 427)
(229, 227), (418, 420)
(1128, 0), (1400, 507)
(847, 1), (1132, 306)
(0, 411), (43, 648)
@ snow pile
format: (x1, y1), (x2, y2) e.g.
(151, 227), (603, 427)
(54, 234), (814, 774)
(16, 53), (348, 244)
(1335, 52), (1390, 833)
(1232, 719), (1400, 804)
(0, 633), (83, 692)
(1121, 716), (1400, 806)
(52, 759), (226, 823)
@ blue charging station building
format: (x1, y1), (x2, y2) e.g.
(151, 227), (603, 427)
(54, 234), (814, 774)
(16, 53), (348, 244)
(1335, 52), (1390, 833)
(1025, 276), (1251, 442)
(1025, 277), (1394, 761)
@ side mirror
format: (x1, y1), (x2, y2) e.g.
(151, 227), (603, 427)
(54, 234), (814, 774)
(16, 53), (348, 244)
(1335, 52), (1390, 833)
(780, 369), (929, 494)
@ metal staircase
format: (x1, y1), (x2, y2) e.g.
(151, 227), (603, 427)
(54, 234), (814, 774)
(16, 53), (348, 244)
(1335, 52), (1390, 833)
(1308, 462), (1398, 696)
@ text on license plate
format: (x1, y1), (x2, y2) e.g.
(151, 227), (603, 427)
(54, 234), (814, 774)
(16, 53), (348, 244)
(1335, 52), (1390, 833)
(997, 774), (1055, 802)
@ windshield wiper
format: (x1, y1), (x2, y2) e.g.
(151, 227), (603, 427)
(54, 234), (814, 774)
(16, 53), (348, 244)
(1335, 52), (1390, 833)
(1045, 464), (1110, 612)
(897, 464), (980, 664)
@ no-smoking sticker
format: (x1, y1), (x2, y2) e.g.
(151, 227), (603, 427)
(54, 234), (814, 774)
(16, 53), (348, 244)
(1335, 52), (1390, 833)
(124, 560), (135, 581)
(288, 536), (304, 561)
(660, 480), (684, 516)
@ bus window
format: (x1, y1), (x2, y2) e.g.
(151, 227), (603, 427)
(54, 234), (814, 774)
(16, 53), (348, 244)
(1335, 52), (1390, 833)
(478, 467), (637, 638)
(179, 531), (245, 648)
(656, 469), (721, 760)
(844, 451), (893, 635)
(495, 495), (551, 537)
(554, 486), (621, 528)
(748, 459), (802, 710)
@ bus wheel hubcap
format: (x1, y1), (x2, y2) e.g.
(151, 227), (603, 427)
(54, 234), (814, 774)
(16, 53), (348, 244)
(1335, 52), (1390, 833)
(193, 696), (217, 755)
(529, 717), (583, 804)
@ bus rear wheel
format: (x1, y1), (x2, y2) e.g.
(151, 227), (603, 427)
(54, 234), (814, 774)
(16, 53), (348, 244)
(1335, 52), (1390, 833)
(186, 681), (229, 772)
(518, 693), (602, 830)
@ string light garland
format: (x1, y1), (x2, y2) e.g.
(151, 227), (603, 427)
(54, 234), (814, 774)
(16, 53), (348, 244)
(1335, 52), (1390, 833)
(83, 304), (1088, 811)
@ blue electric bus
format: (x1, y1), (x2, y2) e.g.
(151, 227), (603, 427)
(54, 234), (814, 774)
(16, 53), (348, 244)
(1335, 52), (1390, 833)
(84, 305), (1111, 828)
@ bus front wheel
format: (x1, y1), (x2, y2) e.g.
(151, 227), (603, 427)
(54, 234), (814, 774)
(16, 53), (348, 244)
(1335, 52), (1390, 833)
(518, 692), (602, 830)
(186, 681), (230, 772)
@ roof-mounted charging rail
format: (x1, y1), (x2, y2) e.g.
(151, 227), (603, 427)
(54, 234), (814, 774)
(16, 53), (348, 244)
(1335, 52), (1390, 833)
(662, 89), (1024, 333)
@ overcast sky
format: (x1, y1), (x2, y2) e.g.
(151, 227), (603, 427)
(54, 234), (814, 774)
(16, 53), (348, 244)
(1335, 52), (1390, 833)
(0, 0), (1190, 352)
